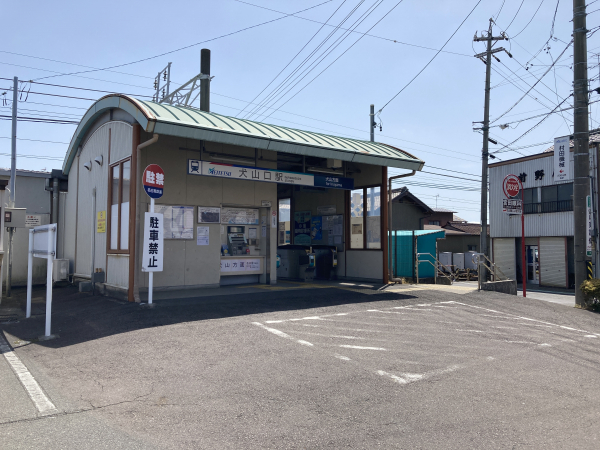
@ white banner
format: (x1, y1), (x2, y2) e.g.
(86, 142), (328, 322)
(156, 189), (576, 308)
(220, 258), (261, 272)
(554, 136), (570, 181)
(142, 212), (164, 272)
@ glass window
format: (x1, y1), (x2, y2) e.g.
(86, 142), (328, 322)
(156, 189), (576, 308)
(110, 165), (120, 250)
(541, 186), (557, 203)
(429, 220), (440, 226)
(350, 189), (364, 249)
(109, 159), (131, 252)
(557, 183), (573, 202)
(120, 161), (130, 250)
(366, 187), (380, 249)
(523, 188), (538, 204)
(278, 198), (291, 245)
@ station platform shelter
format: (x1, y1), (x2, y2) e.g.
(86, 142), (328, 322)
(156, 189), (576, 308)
(58, 94), (424, 301)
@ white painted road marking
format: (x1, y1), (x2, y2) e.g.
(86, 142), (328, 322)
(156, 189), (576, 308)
(338, 345), (387, 351)
(252, 322), (314, 347)
(0, 333), (57, 415)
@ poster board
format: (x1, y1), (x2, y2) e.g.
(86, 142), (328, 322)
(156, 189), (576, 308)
(198, 207), (221, 223)
(221, 207), (260, 225)
(154, 204), (194, 239)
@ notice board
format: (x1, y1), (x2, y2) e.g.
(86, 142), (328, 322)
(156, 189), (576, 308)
(154, 204), (194, 239)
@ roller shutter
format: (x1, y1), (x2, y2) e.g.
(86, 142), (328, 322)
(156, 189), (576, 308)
(492, 238), (516, 280)
(539, 237), (566, 287)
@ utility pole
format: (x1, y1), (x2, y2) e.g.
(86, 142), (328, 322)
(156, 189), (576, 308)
(573, 0), (590, 307)
(200, 49), (211, 112)
(473, 19), (508, 280)
(7, 77), (17, 297)
(370, 104), (375, 142)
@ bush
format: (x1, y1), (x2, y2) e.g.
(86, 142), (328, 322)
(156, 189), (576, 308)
(579, 278), (600, 310)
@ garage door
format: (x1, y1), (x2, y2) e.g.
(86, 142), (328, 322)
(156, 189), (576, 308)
(492, 238), (516, 280)
(539, 237), (566, 287)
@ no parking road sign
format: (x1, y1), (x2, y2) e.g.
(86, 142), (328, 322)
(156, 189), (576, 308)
(143, 164), (164, 199)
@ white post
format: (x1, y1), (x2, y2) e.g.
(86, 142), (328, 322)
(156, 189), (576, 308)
(44, 226), (54, 337)
(148, 198), (154, 305)
(26, 229), (33, 318)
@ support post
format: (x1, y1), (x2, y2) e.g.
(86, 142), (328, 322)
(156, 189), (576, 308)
(370, 104), (375, 142)
(148, 198), (154, 304)
(7, 76), (18, 297)
(200, 49), (211, 112)
(573, 0), (590, 307)
(45, 226), (54, 337)
(521, 189), (526, 297)
(26, 229), (33, 318)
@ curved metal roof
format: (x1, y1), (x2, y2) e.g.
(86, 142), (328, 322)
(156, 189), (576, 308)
(62, 94), (424, 175)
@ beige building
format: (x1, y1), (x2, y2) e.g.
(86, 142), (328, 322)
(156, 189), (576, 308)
(59, 95), (424, 300)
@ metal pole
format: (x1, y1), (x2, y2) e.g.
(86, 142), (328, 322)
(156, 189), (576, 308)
(45, 226), (54, 337)
(200, 49), (211, 112)
(479, 20), (493, 282)
(573, 0), (590, 306)
(7, 77), (17, 297)
(521, 189), (527, 297)
(51, 177), (59, 225)
(148, 198), (154, 304)
(26, 229), (33, 318)
(91, 188), (96, 294)
(370, 104), (375, 142)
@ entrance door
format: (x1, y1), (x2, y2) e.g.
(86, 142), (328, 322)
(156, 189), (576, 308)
(526, 245), (539, 284)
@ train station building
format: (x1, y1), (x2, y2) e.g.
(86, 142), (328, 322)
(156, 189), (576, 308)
(58, 94), (424, 301)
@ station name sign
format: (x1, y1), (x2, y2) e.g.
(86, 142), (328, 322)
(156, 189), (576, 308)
(187, 160), (354, 190)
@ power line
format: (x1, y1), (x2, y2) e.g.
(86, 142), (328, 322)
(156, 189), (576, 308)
(0, 152), (63, 161)
(32, 1), (335, 82)
(502, 0), (525, 32)
(0, 136), (69, 144)
(508, 0), (546, 39)
(0, 114), (79, 124)
(490, 39), (573, 124)
(260, 1), (406, 122)
(0, 77), (153, 98)
(236, 0), (350, 118)
(234, 0), (472, 57)
(378, 0), (483, 114)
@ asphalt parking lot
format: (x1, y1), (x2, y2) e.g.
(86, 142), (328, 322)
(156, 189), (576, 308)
(1, 283), (599, 449)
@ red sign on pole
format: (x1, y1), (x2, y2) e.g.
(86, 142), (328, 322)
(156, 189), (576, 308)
(143, 164), (164, 199)
(502, 174), (521, 198)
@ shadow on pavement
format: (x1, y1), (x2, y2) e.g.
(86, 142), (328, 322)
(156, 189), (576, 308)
(0, 284), (417, 349)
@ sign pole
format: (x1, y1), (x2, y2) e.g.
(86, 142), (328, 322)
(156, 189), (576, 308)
(45, 226), (54, 337)
(149, 198), (154, 305)
(26, 229), (33, 318)
(521, 188), (526, 298)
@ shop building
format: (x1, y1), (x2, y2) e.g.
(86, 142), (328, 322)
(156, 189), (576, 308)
(489, 143), (598, 288)
(59, 95), (424, 300)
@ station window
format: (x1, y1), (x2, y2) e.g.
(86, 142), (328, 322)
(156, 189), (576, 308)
(278, 198), (291, 245)
(350, 186), (381, 249)
(109, 159), (131, 252)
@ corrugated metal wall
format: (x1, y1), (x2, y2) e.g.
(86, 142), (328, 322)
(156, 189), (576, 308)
(539, 237), (566, 287)
(75, 122), (131, 277)
(489, 152), (575, 238)
(106, 254), (129, 288)
(492, 238), (516, 280)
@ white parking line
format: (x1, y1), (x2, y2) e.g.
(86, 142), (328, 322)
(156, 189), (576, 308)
(252, 322), (314, 347)
(0, 333), (57, 415)
(339, 345), (387, 351)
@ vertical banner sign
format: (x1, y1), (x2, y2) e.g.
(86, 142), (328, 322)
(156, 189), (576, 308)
(143, 164), (165, 199)
(554, 136), (570, 181)
(142, 212), (164, 272)
(587, 195), (592, 257)
(294, 211), (312, 245)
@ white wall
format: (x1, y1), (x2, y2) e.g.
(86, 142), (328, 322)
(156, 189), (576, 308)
(345, 250), (383, 281)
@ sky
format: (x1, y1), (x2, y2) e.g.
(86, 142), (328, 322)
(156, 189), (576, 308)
(1, 0), (597, 222)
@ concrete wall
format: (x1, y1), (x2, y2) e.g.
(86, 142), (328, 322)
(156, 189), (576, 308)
(345, 250), (383, 281)
(0, 173), (52, 287)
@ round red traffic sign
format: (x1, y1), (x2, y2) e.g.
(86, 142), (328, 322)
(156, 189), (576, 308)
(503, 174), (522, 198)
(143, 164), (164, 199)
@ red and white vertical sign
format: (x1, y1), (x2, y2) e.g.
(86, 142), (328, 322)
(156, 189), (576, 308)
(142, 212), (164, 272)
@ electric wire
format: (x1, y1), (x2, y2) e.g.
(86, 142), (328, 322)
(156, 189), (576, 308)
(377, 0), (483, 114)
(31, 1), (335, 82)
(509, 0), (546, 39)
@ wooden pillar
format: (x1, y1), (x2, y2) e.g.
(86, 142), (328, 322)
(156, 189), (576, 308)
(128, 124), (140, 302)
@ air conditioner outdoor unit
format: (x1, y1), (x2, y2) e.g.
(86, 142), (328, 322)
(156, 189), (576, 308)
(53, 259), (69, 282)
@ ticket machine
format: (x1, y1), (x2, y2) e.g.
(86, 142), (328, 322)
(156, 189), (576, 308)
(227, 226), (248, 255)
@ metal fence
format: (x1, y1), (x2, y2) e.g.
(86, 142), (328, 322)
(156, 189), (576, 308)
(523, 200), (572, 214)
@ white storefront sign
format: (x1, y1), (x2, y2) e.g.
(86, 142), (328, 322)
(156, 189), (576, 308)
(502, 198), (522, 214)
(554, 136), (570, 181)
(220, 258), (261, 273)
(142, 212), (164, 272)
